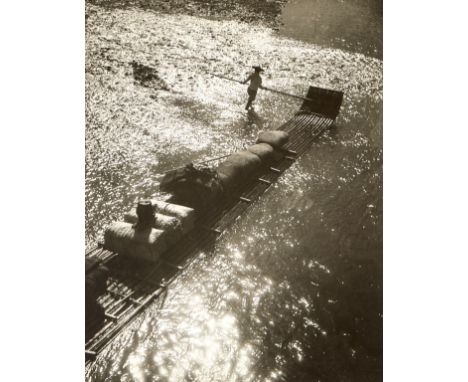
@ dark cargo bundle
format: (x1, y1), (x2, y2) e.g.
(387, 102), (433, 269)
(216, 150), (262, 191)
(160, 164), (224, 210)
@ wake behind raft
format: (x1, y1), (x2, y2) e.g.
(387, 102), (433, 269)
(85, 85), (344, 361)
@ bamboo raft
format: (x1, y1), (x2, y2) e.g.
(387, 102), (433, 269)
(85, 86), (344, 363)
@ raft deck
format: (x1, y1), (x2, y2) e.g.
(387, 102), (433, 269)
(85, 86), (344, 362)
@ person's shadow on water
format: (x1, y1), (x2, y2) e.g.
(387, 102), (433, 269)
(244, 109), (264, 131)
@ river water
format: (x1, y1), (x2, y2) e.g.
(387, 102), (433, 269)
(85, 0), (382, 380)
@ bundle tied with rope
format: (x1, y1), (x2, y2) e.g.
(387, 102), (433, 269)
(160, 163), (225, 210)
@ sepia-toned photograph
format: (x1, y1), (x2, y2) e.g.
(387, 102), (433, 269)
(85, 0), (382, 380)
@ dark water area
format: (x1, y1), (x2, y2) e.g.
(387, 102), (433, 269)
(280, 0), (382, 59)
(85, 0), (382, 380)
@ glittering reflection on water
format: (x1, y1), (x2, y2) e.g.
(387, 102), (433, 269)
(86, 3), (382, 381)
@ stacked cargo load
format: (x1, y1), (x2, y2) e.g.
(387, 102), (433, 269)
(102, 129), (289, 262)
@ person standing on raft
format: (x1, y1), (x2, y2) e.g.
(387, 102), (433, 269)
(243, 66), (264, 110)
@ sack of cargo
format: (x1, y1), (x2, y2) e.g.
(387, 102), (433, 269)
(160, 164), (224, 210)
(216, 150), (262, 190)
(124, 209), (183, 245)
(247, 143), (283, 164)
(104, 221), (168, 262)
(256, 130), (289, 148)
(151, 200), (195, 233)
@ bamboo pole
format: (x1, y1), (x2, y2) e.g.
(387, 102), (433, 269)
(212, 74), (313, 103)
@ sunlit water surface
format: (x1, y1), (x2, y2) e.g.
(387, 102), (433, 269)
(86, 1), (382, 380)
